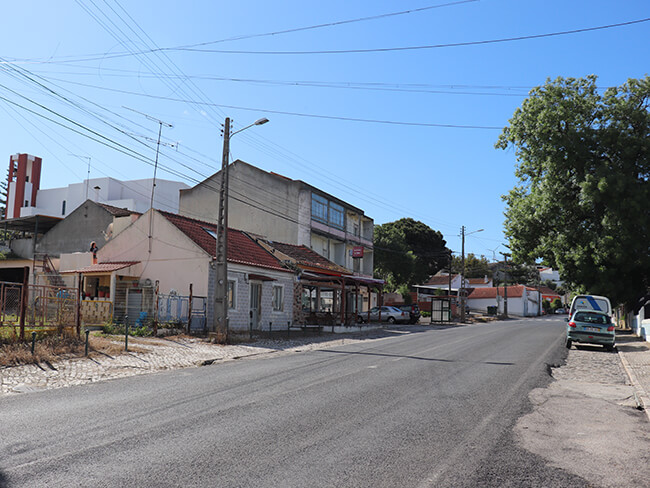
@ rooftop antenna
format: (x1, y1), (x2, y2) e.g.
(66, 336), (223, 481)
(123, 106), (173, 253)
(69, 154), (91, 201)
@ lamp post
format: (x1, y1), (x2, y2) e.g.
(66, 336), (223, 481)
(460, 226), (483, 323)
(212, 117), (269, 343)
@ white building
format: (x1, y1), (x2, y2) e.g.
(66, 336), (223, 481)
(20, 176), (188, 218)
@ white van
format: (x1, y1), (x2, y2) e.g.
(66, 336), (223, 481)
(569, 295), (612, 317)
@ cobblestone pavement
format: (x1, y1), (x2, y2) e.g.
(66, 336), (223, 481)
(0, 331), (387, 396)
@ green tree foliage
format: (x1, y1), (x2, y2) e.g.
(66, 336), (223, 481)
(497, 75), (650, 307)
(374, 218), (448, 286)
(451, 253), (490, 278)
(373, 224), (415, 289)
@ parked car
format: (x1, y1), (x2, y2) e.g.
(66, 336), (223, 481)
(399, 304), (421, 324)
(367, 306), (410, 324)
(566, 310), (615, 351)
(554, 308), (568, 314)
(569, 294), (612, 317)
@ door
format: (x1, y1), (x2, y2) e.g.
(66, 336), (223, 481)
(250, 282), (262, 330)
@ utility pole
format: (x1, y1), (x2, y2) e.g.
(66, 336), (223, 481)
(460, 226), (466, 323)
(212, 117), (231, 343)
(500, 252), (510, 318)
(459, 226), (483, 323)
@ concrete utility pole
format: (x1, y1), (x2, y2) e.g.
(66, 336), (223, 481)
(212, 117), (231, 343)
(460, 226), (483, 323)
(212, 117), (269, 343)
(500, 252), (510, 318)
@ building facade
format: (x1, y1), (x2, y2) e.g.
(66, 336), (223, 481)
(178, 160), (374, 277)
(5, 154), (188, 219)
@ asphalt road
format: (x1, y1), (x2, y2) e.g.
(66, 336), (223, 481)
(0, 317), (590, 488)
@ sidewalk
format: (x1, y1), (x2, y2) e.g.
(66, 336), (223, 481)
(615, 330), (650, 421)
(0, 330), (392, 396)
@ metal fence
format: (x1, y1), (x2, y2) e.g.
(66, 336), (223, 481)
(0, 281), (80, 339)
(157, 293), (207, 332)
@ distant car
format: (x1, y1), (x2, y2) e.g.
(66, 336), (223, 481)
(566, 310), (615, 351)
(399, 304), (420, 324)
(368, 306), (410, 324)
(554, 308), (567, 314)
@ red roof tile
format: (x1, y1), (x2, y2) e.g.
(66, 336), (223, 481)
(425, 274), (458, 285)
(98, 202), (139, 217)
(468, 285), (528, 299)
(159, 211), (291, 273)
(263, 241), (350, 274)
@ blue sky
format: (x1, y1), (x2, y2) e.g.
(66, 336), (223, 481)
(1, 0), (648, 259)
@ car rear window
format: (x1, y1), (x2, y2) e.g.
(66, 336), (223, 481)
(574, 312), (610, 324)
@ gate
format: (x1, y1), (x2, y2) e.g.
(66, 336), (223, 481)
(430, 298), (451, 323)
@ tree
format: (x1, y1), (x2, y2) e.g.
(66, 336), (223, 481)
(497, 76), (650, 307)
(373, 224), (415, 289)
(451, 253), (490, 278)
(374, 218), (448, 286)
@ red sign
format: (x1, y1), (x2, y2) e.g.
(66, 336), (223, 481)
(352, 246), (364, 258)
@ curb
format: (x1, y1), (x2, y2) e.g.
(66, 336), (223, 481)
(617, 348), (650, 423)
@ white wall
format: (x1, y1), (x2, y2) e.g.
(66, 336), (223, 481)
(22, 177), (188, 219)
(99, 209), (210, 296)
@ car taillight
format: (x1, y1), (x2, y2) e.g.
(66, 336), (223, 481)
(607, 326), (615, 331)
(568, 321), (576, 328)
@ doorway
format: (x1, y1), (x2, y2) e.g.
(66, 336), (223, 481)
(250, 282), (262, 330)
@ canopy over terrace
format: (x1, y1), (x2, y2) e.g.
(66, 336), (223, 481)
(298, 271), (384, 326)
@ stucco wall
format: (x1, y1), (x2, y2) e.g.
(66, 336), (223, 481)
(32, 201), (115, 258)
(179, 162), (301, 243)
(99, 209), (210, 296)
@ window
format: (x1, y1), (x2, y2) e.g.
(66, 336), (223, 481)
(311, 193), (346, 230)
(311, 194), (328, 223)
(329, 202), (344, 229)
(228, 280), (236, 309)
(272, 285), (283, 311)
(61, 200), (66, 215)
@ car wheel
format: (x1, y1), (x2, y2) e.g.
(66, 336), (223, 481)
(605, 344), (615, 352)
(565, 339), (572, 349)
(388, 317), (396, 324)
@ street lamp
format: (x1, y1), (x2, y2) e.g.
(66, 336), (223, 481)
(212, 116), (269, 343)
(460, 226), (484, 323)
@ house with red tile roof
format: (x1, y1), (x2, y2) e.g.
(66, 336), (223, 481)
(253, 238), (384, 326)
(61, 208), (294, 336)
(467, 285), (541, 316)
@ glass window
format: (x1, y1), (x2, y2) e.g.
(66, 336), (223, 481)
(61, 200), (66, 215)
(228, 280), (236, 309)
(329, 202), (344, 229)
(311, 194), (328, 223)
(272, 285), (283, 311)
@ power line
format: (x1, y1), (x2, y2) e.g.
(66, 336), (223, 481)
(175, 17), (650, 55)
(11, 77), (501, 129)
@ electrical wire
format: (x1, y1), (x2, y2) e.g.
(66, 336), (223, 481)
(176, 17), (650, 55)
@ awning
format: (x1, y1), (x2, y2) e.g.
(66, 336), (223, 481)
(61, 261), (140, 274)
(0, 215), (63, 233)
